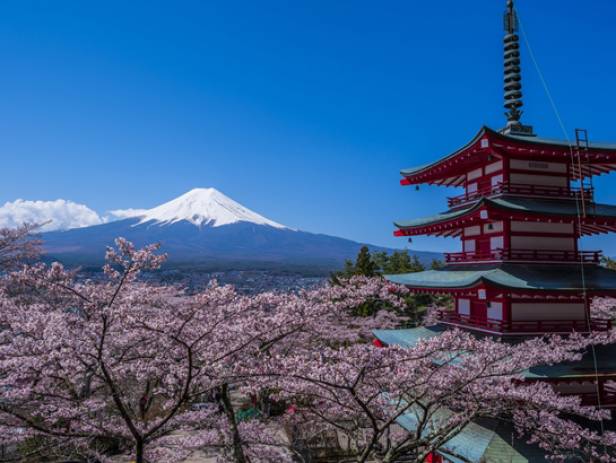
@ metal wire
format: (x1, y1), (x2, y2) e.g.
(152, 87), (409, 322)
(516, 4), (605, 433)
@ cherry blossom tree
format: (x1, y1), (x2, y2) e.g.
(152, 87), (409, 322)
(255, 311), (616, 462)
(3, 234), (616, 462)
(0, 223), (41, 271)
(0, 239), (406, 462)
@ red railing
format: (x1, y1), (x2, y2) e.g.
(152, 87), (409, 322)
(444, 248), (601, 264)
(578, 392), (616, 407)
(447, 182), (594, 208)
(436, 310), (612, 334)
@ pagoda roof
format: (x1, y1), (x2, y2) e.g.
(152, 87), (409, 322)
(394, 196), (616, 236)
(527, 343), (616, 379)
(373, 325), (445, 348)
(385, 263), (616, 294)
(397, 412), (546, 463)
(401, 126), (616, 185)
(373, 326), (616, 381)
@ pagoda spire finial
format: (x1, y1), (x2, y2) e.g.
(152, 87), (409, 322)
(502, 0), (534, 136)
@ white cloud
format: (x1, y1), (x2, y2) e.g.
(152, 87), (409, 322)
(105, 208), (147, 220)
(0, 199), (104, 232)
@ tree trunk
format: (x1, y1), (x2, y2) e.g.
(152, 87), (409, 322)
(220, 383), (248, 463)
(135, 438), (144, 463)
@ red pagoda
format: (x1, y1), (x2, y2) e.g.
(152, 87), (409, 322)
(387, 0), (616, 338)
(374, 2), (616, 459)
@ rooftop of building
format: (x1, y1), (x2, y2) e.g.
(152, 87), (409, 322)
(384, 263), (616, 294)
(373, 326), (616, 380)
(400, 127), (616, 185)
(394, 195), (616, 235)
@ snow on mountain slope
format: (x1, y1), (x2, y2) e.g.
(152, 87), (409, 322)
(40, 187), (443, 270)
(111, 188), (287, 229)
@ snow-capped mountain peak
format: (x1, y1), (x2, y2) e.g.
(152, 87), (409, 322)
(120, 188), (287, 229)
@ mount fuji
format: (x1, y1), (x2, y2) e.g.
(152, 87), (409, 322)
(41, 188), (439, 272)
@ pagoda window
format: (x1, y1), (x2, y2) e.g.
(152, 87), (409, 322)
(490, 236), (504, 250)
(463, 239), (476, 252)
(466, 182), (478, 194)
(457, 298), (470, 316)
(485, 160), (503, 175)
(487, 301), (503, 320)
(511, 302), (585, 321)
(490, 173), (504, 187)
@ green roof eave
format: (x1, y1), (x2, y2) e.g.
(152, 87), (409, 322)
(372, 326), (445, 348)
(385, 263), (616, 292)
(394, 203), (475, 229)
(490, 196), (616, 219)
(394, 196), (616, 231)
(386, 268), (492, 289)
(505, 132), (616, 151)
(395, 402), (546, 462)
(525, 343), (616, 379)
(374, 327), (616, 381)
(400, 127), (488, 177)
(399, 126), (616, 182)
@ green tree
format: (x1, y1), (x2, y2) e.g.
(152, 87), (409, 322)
(430, 259), (445, 269)
(371, 251), (389, 273)
(354, 246), (378, 277)
(602, 256), (616, 270)
(332, 246), (378, 281)
(383, 251), (424, 274)
(332, 248), (447, 325)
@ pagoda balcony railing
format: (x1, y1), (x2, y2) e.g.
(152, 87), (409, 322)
(444, 248), (602, 264)
(436, 310), (612, 334)
(447, 182), (594, 208)
(577, 392), (616, 408)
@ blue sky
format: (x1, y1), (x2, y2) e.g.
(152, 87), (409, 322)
(1, 0), (615, 254)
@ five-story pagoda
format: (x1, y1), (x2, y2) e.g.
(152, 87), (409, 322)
(373, 2), (616, 460)
(388, 0), (616, 337)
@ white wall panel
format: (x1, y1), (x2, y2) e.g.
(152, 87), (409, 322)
(483, 221), (503, 234)
(467, 168), (483, 181)
(464, 225), (481, 237)
(487, 302), (503, 320)
(490, 236), (504, 250)
(458, 299), (470, 316)
(485, 161), (503, 174)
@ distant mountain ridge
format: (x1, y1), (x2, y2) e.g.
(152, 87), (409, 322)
(41, 188), (441, 273)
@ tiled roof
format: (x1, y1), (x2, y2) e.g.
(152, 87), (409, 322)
(527, 343), (616, 379)
(396, 404), (546, 462)
(400, 126), (616, 178)
(372, 325), (445, 347)
(385, 263), (616, 292)
(373, 326), (616, 380)
(394, 196), (616, 230)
